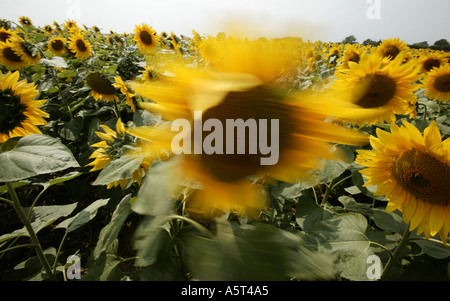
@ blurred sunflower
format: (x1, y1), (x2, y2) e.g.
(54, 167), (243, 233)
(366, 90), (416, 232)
(113, 76), (136, 111)
(48, 37), (66, 55)
(141, 65), (160, 82)
(355, 120), (450, 244)
(377, 38), (409, 61)
(133, 24), (159, 54)
(330, 51), (421, 126)
(422, 64), (450, 102)
(128, 38), (369, 218)
(87, 118), (162, 189)
(68, 32), (92, 60)
(338, 44), (363, 70)
(43, 25), (54, 34)
(0, 71), (48, 143)
(9, 35), (41, 66)
(86, 72), (117, 102)
(18, 16), (33, 27)
(418, 53), (447, 73)
(0, 40), (28, 69)
(0, 28), (14, 43)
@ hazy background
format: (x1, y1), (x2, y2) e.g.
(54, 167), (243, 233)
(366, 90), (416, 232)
(1, 0), (449, 43)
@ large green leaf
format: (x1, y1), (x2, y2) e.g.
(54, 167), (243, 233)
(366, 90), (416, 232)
(93, 194), (131, 260)
(0, 203), (78, 243)
(0, 134), (80, 182)
(55, 198), (109, 233)
(92, 153), (143, 186)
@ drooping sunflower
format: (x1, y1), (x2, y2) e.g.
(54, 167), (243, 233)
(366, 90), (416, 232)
(87, 118), (156, 189)
(329, 51), (421, 126)
(86, 72), (117, 102)
(48, 37), (66, 56)
(18, 16), (33, 27)
(113, 76), (136, 111)
(68, 32), (93, 60)
(128, 38), (370, 218)
(133, 24), (160, 54)
(422, 64), (450, 102)
(377, 38), (410, 61)
(0, 71), (48, 143)
(355, 120), (450, 244)
(0, 40), (28, 69)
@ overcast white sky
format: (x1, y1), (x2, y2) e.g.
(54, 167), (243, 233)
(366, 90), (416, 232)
(2, 0), (449, 44)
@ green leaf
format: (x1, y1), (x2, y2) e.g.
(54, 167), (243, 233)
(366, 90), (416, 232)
(372, 208), (407, 233)
(84, 240), (123, 281)
(0, 203), (78, 243)
(57, 69), (77, 78)
(55, 198), (109, 233)
(0, 134), (80, 182)
(412, 239), (450, 259)
(295, 196), (329, 232)
(338, 196), (374, 216)
(40, 57), (68, 68)
(93, 194), (131, 259)
(58, 118), (83, 141)
(92, 154), (143, 186)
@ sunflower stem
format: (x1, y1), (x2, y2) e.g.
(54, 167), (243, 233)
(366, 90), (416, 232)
(380, 222), (411, 280)
(6, 182), (57, 281)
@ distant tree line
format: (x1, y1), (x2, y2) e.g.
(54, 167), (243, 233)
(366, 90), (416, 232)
(340, 35), (450, 52)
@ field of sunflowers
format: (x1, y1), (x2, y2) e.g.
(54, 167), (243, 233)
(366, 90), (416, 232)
(0, 16), (449, 283)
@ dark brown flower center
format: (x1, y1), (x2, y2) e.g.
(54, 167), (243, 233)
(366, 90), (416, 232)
(391, 149), (450, 206)
(382, 45), (400, 60)
(86, 73), (116, 95)
(197, 86), (294, 183)
(51, 39), (64, 51)
(139, 30), (153, 45)
(423, 58), (440, 72)
(75, 39), (87, 52)
(348, 52), (360, 64)
(434, 74), (450, 92)
(0, 89), (27, 134)
(2, 46), (23, 63)
(354, 74), (397, 108)
(0, 32), (11, 43)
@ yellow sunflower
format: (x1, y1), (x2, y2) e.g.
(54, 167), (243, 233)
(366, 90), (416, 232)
(422, 64), (450, 102)
(0, 28), (14, 43)
(133, 24), (160, 54)
(113, 76), (136, 111)
(418, 52), (447, 73)
(128, 38), (370, 218)
(18, 16), (33, 27)
(355, 120), (450, 244)
(0, 71), (48, 143)
(87, 118), (160, 189)
(0, 40), (28, 69)
(68, 32), (93, 60)
(43, 25), (54, 34)
(141, 65), (160, 82)
(86, 72), (117, 102)
(377, 38), (410, 61)
(338, 44), (364, 70)
(48, 37), (66, 56)
(9, 35), (41, 66)
(329, 51), (421, 126)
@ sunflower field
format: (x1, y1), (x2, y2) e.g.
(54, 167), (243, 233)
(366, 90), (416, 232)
(0, 17), (449, 283)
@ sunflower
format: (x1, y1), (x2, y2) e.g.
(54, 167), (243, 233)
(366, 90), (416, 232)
(43, 25), (54, 34)
(87, 118), (160, 189)
(338, 44), (364, 70)
(418, 52), (447, 73)
(48, 37), (66, 56)
(86, 72), (117, 102)
(377, 38), (410, 61)
(355, 120), (450, 244)
(0, 28), (14, 43)
(329, 51), (421, 126)
(128, 38), (369, 218)
(9, 35), (41, 66)
(133, 24), (160, 54)
(0, 71), (48, 143)
(68, 32), (93, 60)
(18, 16), (33, 27)
(141, 65), (160, 82)
(422, 64), (450, 102)
(113, 76), (136, 111)
(0, 40), (28, 69)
